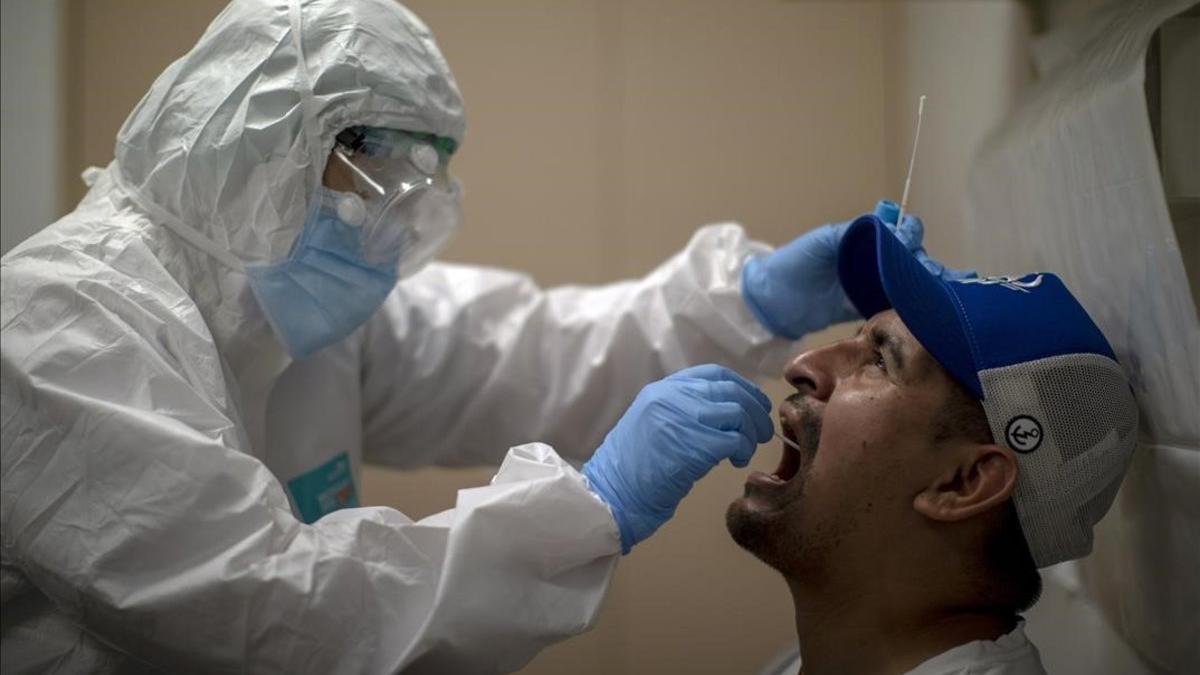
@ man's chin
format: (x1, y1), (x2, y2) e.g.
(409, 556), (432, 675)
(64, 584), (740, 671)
(725, 496), (785, 564)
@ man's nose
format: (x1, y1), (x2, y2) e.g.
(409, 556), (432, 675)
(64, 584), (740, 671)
(783, 342), (850, 401)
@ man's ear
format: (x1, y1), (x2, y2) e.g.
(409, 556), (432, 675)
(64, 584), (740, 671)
(913, 443), (1018, 522)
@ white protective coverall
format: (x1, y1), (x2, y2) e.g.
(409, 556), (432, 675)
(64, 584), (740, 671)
(0, 0), (791, 672)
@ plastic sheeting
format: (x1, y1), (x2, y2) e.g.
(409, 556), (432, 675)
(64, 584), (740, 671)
(967, 1), (1199, 673)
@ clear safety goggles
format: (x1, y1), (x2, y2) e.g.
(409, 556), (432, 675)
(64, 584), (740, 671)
(329, 127), (462, 277)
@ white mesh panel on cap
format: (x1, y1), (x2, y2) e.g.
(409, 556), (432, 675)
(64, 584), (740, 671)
(979, 353), (1138, 568)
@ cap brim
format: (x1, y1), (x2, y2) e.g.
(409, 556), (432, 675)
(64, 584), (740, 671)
(837, 215), (982, 398)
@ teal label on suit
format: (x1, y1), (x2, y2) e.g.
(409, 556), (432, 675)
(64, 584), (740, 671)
(287, 452), (360, 523)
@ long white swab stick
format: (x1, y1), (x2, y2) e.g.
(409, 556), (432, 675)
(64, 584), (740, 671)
(895, 95), (927, 229)
(772, 98), (928, 459)
(775, 430), (802, 452)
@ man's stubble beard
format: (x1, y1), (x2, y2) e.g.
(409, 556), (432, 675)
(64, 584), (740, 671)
(725, 397), (832, 580)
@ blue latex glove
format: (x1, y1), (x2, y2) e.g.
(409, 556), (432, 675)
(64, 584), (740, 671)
(582, 364), (773, 554)
(741, 199), (976, 340)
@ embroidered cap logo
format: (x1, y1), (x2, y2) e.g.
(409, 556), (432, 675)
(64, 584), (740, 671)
(956, 274), (1045, 293)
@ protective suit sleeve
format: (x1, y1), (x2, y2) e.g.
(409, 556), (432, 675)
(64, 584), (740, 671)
(1, 268), (620, 674)
(360, 223), (794, 468)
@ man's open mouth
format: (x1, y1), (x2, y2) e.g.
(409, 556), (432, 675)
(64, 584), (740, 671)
(745, 402), (813, 491)
(772, 421), (802, 482)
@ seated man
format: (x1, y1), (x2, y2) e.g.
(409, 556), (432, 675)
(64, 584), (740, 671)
(728, 214), (1138, 675)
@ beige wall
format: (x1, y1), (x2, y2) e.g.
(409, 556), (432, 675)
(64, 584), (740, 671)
(58, 1), (1032, 672)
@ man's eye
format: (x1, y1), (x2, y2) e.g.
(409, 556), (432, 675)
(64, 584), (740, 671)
(873, 350), (887, 371)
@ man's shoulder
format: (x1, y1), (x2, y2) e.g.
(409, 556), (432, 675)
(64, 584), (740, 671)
(759, 626), (1048, 675)
(907, 623), (1047, 675)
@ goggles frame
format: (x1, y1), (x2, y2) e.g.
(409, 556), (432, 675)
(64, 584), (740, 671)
(325, 126), (463, 276)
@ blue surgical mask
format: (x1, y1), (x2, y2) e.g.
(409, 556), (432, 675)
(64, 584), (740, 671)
(247, 187), (400, 358)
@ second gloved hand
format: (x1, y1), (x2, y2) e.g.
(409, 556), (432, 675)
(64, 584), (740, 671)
(741, 199), (975, 340)
(582, 365), (774, 554)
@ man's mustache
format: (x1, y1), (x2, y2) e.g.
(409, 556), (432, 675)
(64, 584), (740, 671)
(783, 393), (822, 455)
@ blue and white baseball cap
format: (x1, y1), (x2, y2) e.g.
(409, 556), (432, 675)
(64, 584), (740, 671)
(837, 215), (1138, 568)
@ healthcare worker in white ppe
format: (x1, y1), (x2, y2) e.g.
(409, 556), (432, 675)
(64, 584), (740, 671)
(0, 0), (964, 673)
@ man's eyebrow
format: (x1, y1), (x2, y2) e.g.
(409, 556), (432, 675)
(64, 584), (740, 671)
(869, 326), (906, 372)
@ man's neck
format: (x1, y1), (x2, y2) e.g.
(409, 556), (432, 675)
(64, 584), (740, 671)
(786, 576), (1017, 675)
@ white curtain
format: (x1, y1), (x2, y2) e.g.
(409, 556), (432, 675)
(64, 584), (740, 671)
(967, 1), (1199, 672)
